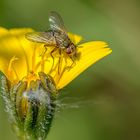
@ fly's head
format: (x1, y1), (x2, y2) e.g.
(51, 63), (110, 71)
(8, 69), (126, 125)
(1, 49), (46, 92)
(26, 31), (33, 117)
(66, 43), (77, 57)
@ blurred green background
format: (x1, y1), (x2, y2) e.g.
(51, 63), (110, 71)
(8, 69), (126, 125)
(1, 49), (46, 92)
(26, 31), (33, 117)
(0, 0), (140, 140)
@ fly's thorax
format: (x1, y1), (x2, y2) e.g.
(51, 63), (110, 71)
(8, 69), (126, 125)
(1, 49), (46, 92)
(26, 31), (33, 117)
(54, 30), (77, 56)
(53, 31), (71, 49)
(0, 71), (58, 140)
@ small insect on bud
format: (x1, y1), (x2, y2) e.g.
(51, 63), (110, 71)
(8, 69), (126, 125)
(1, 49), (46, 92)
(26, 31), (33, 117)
(0, 71), (58, 140)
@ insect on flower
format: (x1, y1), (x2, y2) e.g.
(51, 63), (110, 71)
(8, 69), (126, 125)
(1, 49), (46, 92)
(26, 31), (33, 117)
(0, 21), (112, 140)
(26, 11), (77, 71)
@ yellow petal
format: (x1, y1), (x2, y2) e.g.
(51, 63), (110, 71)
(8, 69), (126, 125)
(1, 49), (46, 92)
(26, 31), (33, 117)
(57, 41), (112, 89)
(0, 27), (23, 58)
(0, 57), (7, 73)
(68, 32), (83, 44)
(9, 28), (46, 73)
(0, 27), (37, 82)
(0, 28), (26, 80)
(0, 27), (112, 90)
(9, 28), (34, 71)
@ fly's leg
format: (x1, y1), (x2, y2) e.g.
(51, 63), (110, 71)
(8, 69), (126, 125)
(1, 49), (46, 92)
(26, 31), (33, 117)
(39, 45), (48, 57)
(50, 47), (58, 73)
(43, 45), (48, 55)
(54, 49), (63, 84)
(66, 56), (76, 71)
(70, 56), (76, 68)
(61, 52), (76, 72)
(58, 49), (62, 75)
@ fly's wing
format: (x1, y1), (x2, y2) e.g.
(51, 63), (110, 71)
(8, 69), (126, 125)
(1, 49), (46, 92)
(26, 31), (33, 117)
(25, 31), (55, 45)
(49, 11), (67, 33)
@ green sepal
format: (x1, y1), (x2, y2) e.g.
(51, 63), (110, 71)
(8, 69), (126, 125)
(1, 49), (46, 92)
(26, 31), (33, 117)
(0, 71), (58, 140)
(0, 71), (10, 102)
(22, 74), (57, 140)
(0, 71), (15, 122)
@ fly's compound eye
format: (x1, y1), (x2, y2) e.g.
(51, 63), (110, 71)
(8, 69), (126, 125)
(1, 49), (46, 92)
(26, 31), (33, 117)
(66, 47), (72, 54)
(66, 45), (76, 54)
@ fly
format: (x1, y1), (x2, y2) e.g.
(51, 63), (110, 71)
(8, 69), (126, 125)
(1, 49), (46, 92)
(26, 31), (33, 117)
(26, 11), (77, 73)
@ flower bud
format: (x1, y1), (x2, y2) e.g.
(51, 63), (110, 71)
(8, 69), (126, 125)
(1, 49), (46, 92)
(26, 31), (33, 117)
(0, 71), (58, 140)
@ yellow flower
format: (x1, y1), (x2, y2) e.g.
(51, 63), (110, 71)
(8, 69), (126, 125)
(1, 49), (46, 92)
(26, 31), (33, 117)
(0, 27), (112, 90)
(0, 27), (112, 140)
